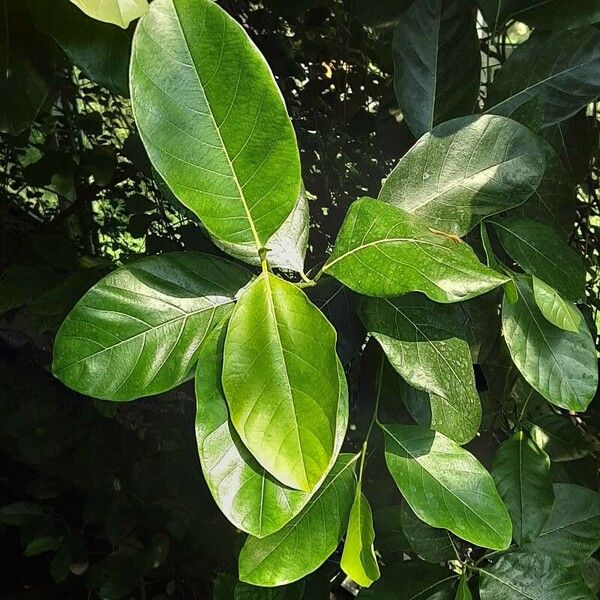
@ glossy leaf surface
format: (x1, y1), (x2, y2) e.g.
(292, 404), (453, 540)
(502, 277), (598, 412)
(359, 295), (481, 444)
(223, 273), (339, 492)
(529, 414), (589, 462)
(532, 277), (581, 333)
(238, 454), (357, 586)
(392, 0), (480, 138)
(130, 0), (300, 247)
(382, 424), (512, 549)
(378, 115), (545, 236)
(324, 198), (507, 302)
(69, 0), (148, 28)
(53, 252), (251, 401)
(491, 431), (554, 544)
(195, 322), (348, 538)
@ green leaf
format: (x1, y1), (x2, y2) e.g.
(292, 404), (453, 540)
(486, 28), (600, 128)
(0, 502), (47, 526)
(479, 552), (594, 600)
(532, 277), (581, 333)
(502, 276), (598, 412)
(69, 0), (147, 28)
(401, 503), (456, 563)
(392, 0), (480, 138)
(195, 321), (348, 538)
(455, 573), (472, 600)
(323, 198), (508, 302)
(238, 454), (357, 587)
(361, 562), (456, 599)
(378, 115), (545, 236)
(130, 0), (300, 248)
(523, 484), (600, 566)
(381, 424), (512, 550)
(579, 557), (600, 595)
(491, 431), (554, 545)
(234, 581), (305, 600)
(222, 273), (339, 492)
(341, 489), (380, 588)
(50, 544), (72, 583)
(53, 252), (251, 401)
(492, 217), (585, 302)
(359, 295), (481, 444)
(517, 1), (600, 31)
(28, 0), (131, 97)
(24, 536), (62, 556)
(529, 414), (589, 462)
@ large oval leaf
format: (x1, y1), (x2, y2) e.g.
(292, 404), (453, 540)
(195, 321), (348, 538)
(502, 277), (598, 412)
(491, 431), (554, 545)
(392, 0), (480, 138)
(69, 0), (148, 28)
(479, 552), (595, 600)
(222, 273), (339, 492)
(323, 198), (507, 302)
(381, 423), (512, 550)
(378, 115), (545, 236)
(53, 252), (251, 401)
(238, 454), (357, 587)
(492, 217), (585, 302)
(130, 0), (300, 247)
(486, 28), (600, 128)
(359, 295), (481, 444)
(523, 484), (600, 566)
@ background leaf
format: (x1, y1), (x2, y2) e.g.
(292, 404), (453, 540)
(401, 503), (456, 563)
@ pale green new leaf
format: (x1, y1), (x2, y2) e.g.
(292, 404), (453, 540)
(532, 277), (581, 333)
(392, 0), (480, 138)
(69, 0), (148, 28)
(222, 273), (339, 492)
(523, 484), (600, 566)
(493, 217), (585, 302)
(340, 489), (380, 588)
(479, 552), (594, 600)
(486, 28), (600, 128)
(323, 198), (507, 302)
(195, 321), (348, 538)
(130, 0), (300, 247)
(491, 431), (554, 545)
(53, 253), (251, 401)
(378, 115), (545, 236)
(502, 277), (598, 412)
(455, 573), (472, 600)
(359, 295), (481, 444)
(238, 454), (357, 587)
(382, 424), (512, 550)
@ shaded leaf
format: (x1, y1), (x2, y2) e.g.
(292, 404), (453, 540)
(529, 414), (589, 462)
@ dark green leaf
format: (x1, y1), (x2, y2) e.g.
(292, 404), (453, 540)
(401, 503), (456, 563)
(234, 580), (305, 600)
(324, 198), (508, 302)
(518, 1), (600, 31)
(50, 544), (72, 583)
(130, 0), (300, 247)
(24, 535), (62, 556)
(529, 414), (589, 462)
(491, 431), (554, 544)
(53, 252), (251, 401)
(455, 573), (472, 600)
(382, 423), (512, 549)
(0, 502), (47, 526)
(378, 115), (545, 236)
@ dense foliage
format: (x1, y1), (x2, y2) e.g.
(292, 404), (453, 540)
(1, 0), (600, 598)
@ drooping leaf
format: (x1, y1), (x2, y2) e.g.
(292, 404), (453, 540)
(238, 454), (357, 587)
(486, 28), (600, 128)
(378, 115), (545, 236)
(517, 0), (600, 31)
(130, 0), (300, 247)
(529, 414), (589, 462)
(392, 0), (480, 138)
(53, 252), (251, 401)
(323, 198), (508, 302)
(532, 277), (582, 333)
(381, 423), (512, 550)
(195, 321), (348, 538)
(458, 294), (500, 364)
(492, 217), (585, 302)
(491, 431), (554, 545)
(222, 273), (339, 492)
(340, 489), (380, 588)
(523, 484), (600, 566)
(401, 502), (456, 563)
(501, 276), (598, 412)
(360, 562), (456, 600)
(69, 0), (148, 28)
(359, 295), (481, 444)
(455, 573), (472, 600)
(479, 552), (594, 600)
